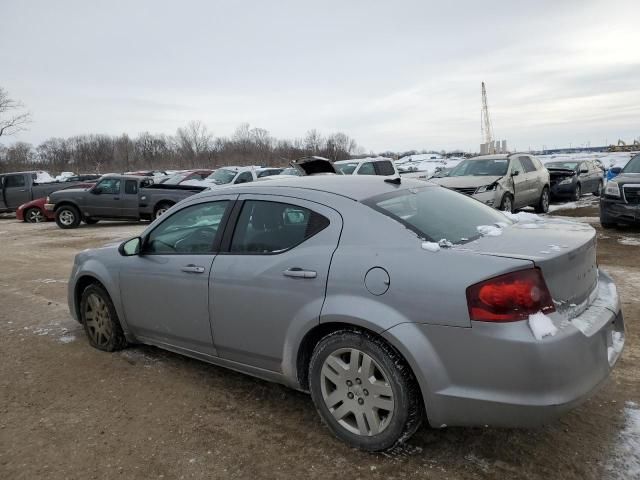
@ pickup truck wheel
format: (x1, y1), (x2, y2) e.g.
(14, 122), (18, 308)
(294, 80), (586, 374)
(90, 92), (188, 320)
(80, 283), (127, 352)
(55, 205), (81, 229)
(25, 207), (46, 223)
(84, 218), (99, 225)
(154, 202), (174, 220)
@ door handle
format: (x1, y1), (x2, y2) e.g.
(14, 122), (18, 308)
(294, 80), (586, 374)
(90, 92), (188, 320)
(283, 268), (317, 279)
(181, 264), (205, 274)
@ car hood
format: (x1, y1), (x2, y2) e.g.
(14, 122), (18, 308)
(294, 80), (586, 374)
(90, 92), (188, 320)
(611, 173), (640, 184)
(50, 188), (89, 197)
(430, 175), (503, 188)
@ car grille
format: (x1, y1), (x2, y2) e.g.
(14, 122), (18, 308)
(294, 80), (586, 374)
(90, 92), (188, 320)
(623, 184), (640, 204)
(452, 187), (478, 196)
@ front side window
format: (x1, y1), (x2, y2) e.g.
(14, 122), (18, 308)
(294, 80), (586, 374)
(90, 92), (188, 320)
(207, 169), (237, 185)
(357, 162), (376, 175)
(95, 178), (121, 194)
(4, 175), (26, 188)
(145, 201), (229, 254)
(364, 186), (510, 244)
(235, 172), (253, 184)
(230, 200), (329, 254)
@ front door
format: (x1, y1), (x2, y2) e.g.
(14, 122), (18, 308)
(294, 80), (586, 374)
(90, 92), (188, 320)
(119, 198), (234, 354)
(3, 174), (30, 209)
(210, 195), (342, 372)
(86, 177), (123, 217)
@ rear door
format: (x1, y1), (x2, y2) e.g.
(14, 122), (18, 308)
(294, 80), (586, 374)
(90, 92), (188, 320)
(210, 195), (342, 372)
(519, 156), (539, 204)
(3, 174), (31, 209)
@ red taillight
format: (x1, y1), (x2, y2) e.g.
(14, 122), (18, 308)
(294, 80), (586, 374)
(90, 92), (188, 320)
(466, 268), (555, 322)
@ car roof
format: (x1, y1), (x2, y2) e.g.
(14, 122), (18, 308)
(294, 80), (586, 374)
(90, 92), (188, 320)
(200, 175), (435, 202)
(335, 157), (392, 164)
(102, 173), (147, 180)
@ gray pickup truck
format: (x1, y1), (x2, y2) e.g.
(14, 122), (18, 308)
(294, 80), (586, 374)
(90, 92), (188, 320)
(0, 171), (83, 213)
(45, 174), (206, 229)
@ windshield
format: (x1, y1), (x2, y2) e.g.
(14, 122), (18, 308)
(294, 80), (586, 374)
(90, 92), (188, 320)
(364, 186), (510, 244)
(163, 173), (190, 185)
(448, 158), (509, 177)
(546, 162), (578, 170)
(206, 169), (236, 184)
(622, 154), (640, 174)
(335, 162), (358, 175)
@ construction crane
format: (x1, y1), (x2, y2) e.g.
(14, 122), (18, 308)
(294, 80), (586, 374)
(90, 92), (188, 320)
(481, 82), (494, 148)
(608, 138), (640, 152)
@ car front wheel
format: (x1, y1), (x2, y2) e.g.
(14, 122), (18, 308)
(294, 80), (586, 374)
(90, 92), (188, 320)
(25, 207), (46, 223)
(80, 283), (127, 352)
(309, 330), (423, 452)
(55, 205), (81, 229)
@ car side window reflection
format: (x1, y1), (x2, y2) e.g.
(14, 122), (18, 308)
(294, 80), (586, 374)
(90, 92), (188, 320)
(230, 200), (329, 254)
(144, 201), (229, 254)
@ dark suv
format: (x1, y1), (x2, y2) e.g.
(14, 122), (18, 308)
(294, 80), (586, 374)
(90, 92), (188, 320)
(600, 154), (640, 228)
(547, 160), (604, 200)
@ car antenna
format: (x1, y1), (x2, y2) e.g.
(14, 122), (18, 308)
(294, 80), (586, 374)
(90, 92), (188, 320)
(384, 177), (401, 185)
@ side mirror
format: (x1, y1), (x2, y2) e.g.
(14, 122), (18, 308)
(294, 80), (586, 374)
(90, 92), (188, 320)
(511, 170), (520, 177)
(119, 237), (141, 256)
(580, 168), (589, 174)
(91, 187), (101, 194)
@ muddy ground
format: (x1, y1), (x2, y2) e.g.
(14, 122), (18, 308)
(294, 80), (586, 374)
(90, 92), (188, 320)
(1, 199), (638, 480)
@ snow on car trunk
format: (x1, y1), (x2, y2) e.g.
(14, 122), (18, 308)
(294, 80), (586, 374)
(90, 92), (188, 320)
(468, 219), (598, 312)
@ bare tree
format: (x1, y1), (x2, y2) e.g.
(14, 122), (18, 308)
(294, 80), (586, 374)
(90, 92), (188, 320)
(176, 120), (213, 161)
(0, 87), (32, 138)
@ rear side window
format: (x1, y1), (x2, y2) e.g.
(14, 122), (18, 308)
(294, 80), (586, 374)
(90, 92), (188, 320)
(125, 180), (138, 194)
(230, 200), (329, 254)
(4, 175), (26, 188)
(364, 186), (510, 244)
(357, 162), (376, 175)
(374, 161), (396, 176)
(520, 156), (536, 173)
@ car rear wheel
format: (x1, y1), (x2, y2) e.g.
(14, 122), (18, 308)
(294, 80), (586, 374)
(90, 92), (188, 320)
(500, 194), (513, 213)
(594, 181), (603, 197)
(572, 183), (582, 201)
(309, 330), (423, 452)
(80, 283), (127, 352)
(55, 205), (81, 229)
(534, 187), (550, 213)
(25, 207), (46, 223)
(154, 202), (174, 220)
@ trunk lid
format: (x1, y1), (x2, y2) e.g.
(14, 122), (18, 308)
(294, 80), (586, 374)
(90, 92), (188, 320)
(464, 220), (598, 313)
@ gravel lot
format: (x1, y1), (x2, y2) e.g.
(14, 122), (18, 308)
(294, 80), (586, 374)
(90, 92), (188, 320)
(1, 202), (638, 480)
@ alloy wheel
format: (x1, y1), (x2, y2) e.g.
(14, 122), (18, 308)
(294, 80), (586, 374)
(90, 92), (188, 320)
(83, 293), (113, 348)
(320, 348), (395, 436)
(59, 210), (75, 226)
(26, 209), (45, 223)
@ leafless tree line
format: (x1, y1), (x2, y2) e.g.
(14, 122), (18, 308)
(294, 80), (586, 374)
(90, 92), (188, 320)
(0, 120), (365, 174)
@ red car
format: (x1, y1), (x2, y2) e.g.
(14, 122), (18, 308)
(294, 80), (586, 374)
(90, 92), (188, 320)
(16, 183), (96, 223)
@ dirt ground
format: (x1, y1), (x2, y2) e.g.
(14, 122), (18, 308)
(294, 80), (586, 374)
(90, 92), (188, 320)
(1, 199), (638, 480)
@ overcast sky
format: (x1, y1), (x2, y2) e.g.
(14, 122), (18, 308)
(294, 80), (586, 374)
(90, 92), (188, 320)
(2, 0), (639, 152)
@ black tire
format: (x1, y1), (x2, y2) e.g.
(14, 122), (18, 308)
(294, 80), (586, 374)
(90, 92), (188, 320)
(594, 181), (603, 197)
(572, 183), (581, 201)
(500, 193), (514, 213)
(534, 187), (550, 214)
(84, 218), (99, 225)
(55, 205), (81, 229)
(309, 329), (423, 452)
(154, 202), (174, 220)
(79, 283), (127, 352)
(24, 207), (46, 223)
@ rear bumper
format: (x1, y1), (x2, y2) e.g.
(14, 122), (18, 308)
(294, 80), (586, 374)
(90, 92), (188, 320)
(383, 269), (624, 428)
(600, 197), (640, 225)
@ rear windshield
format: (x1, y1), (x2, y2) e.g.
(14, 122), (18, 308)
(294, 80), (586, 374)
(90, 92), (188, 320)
(449, 159), (509, 177)
(622, 154), (640, 174)
(364, 186), (510, 244)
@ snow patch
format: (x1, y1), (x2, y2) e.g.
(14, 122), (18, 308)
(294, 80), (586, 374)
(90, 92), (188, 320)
(421, 241), (440, 252)
(438, 238), (453, 248)
(503, 211), (545, 223)
(477, 225), (502, 236)
(608, 331), (625, 365)
(619, 236), (640, 246)
(528, 312), (558, 340)
(59, 334), (76, 344)
(605, 401), (640, 479)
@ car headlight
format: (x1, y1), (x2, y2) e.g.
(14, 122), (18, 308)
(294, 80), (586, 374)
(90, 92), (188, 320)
(45, 196), (50, 203)
(605, 182), (620, 197)
(559, 178), (573, 185)
(476, 184), (497, 193)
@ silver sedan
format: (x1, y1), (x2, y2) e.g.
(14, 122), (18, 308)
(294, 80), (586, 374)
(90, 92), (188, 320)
(67, 176), (624, 451)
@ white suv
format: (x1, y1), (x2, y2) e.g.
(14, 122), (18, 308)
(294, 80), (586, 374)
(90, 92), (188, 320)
(334, 157), (399, 178)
